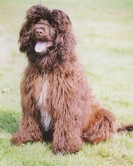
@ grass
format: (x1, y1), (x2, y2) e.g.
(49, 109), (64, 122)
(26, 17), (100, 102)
(0, 0), (133, 165)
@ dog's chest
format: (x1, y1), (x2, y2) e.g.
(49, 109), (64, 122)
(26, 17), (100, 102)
(37, 80), (53, 131)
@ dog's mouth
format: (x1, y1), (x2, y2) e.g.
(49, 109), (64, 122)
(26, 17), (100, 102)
(35, 41), (52, 54)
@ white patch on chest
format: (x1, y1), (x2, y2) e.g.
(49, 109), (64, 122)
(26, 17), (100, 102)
(38, 81), (53, 131)
(41, 110), (53, 131)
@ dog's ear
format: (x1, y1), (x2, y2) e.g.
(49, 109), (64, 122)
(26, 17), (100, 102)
(51, 9), (76, 62)
(51, 9), (72, 31)
(18, 21), (32, 53)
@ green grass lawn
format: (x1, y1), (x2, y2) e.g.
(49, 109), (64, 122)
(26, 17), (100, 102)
(0, 0), (133, 165)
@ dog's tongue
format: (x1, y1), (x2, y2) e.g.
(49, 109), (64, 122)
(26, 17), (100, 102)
(35, 42), (46, 53)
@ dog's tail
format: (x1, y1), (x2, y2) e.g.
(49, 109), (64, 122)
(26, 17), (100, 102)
(117, 123), (133, 133)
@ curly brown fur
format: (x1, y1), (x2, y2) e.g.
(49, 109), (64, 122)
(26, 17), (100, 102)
(12, 5), (133, 154)
(117, 123), (133, 133)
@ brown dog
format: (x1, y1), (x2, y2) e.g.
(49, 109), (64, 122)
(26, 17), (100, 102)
(12, 5), (133, 154)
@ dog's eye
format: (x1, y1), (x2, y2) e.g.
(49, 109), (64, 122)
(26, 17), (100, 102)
(38, 19), (43, 24)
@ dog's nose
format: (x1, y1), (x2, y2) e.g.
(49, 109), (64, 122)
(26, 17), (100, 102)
(35, 29), (44, 36)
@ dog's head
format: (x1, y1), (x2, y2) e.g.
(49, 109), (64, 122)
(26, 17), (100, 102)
(19, 5), (75, 66)
(31, 19), (55, 54)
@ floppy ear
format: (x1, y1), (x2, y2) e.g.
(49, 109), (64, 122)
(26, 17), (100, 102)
(50, 9), (76, 62)
(18, 21), (32, 53)
(51, 9), (72, 31)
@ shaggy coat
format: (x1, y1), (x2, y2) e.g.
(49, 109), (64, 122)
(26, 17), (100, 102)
(12, 5), (133, 154)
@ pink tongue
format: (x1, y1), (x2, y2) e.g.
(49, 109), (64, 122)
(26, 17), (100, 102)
(35, 42), (46, 53)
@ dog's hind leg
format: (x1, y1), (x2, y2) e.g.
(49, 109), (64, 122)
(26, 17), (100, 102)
(82, 108), (116, 144)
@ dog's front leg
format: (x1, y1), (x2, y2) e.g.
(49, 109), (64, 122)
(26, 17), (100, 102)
(12, 79), (43, 145)
(11, 96), (43, 145)
(12, 112), (43, 145)
(52, 107), (83, 154)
